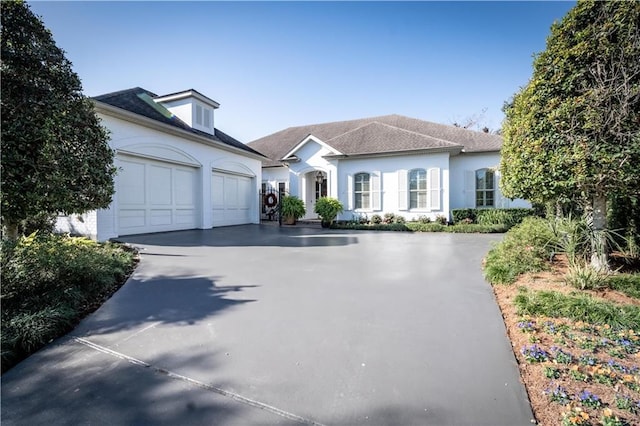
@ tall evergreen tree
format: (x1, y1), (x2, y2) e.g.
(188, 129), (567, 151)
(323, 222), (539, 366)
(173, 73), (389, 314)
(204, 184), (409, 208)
(1, 0), (116, 238)
(500, 0), (640, 270)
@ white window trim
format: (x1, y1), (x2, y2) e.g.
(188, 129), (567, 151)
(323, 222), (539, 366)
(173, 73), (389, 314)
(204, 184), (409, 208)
(475, 168), (495, 208)
(348, 171), (381, 212)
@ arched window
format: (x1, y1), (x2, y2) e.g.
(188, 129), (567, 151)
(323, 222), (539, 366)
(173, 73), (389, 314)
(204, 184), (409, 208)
(476, 168), (495, 207)
(354, 172), (371, 209)
(409, 169), (427, 209)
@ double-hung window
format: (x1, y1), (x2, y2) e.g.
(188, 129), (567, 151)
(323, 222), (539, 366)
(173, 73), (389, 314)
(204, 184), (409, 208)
(476, 168), (495, 207)
(409, 169), (427, 209)
(354, 172), (370, 209)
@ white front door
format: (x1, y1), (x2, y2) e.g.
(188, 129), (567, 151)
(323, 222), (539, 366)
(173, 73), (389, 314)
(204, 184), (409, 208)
(303, 171), (327, 219)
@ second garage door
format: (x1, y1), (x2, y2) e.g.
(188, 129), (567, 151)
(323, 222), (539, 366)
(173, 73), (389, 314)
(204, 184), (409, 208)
(211, 172), (253, 227)
(117, 155), (198, 235)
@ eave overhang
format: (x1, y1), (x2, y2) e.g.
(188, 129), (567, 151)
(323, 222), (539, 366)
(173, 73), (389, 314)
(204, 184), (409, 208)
(94, 101), (265, 161)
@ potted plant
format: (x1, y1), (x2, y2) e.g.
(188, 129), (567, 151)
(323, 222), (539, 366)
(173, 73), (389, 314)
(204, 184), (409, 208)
(314, 197), (344, 228)
(280, 195), (306, 225)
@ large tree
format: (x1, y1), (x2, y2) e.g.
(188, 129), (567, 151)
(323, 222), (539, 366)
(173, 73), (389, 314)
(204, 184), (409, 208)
(1, 1), (116, 238)
(500, 0), (640, 270)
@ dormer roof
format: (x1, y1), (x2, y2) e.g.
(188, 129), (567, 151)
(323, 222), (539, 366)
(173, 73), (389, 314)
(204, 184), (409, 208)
(92, 87), (263, 158)
(154, 89), (220, 109)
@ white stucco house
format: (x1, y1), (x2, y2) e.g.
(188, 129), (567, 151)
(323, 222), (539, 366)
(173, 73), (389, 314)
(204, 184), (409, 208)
(56, 87), (265, 240)
(248, 114), (529, 222)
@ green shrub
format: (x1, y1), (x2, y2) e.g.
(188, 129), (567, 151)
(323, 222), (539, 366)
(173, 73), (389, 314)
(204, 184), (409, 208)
(546, 216), (590, 266)
(405, 223), (446, 232)
(331, 222), (409, 231)
(435, 214), (448, 225)
(280, 195), (306, 221)
(393, 215), (406, 224)
(452, 208), (536, 227)
(446, 224), (509, 233)
(314, 197), (343, 225)
(371, 214), (382, 224)
(416, 215), (431, 224)
(1, 234), (136, 372)
(452, 208), (476, 223)
(383, 213), (396, 224)
(565, 262), (607, 290)
(476, 209), (512, 226)
(484, 216), (557, 285)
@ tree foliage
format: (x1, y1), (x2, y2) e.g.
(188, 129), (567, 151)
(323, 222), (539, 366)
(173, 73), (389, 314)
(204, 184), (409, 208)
(500, 0), (640, 207)
(1, 1), (116, 237)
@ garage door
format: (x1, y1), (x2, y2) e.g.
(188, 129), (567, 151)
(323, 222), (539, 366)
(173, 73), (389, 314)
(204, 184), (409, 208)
(117, 155), (198, 235)
(211, 171), (253, 227)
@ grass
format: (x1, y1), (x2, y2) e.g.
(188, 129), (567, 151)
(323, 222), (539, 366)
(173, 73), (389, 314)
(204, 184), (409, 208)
(514, 288), (640, 330)
(1, 233), (137, 373)
(607, 274), (640, 299)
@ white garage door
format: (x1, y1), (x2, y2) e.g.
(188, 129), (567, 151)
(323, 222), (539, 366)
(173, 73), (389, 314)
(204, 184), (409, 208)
(117, 155), (198, 235)
(211, 171), (253, 227)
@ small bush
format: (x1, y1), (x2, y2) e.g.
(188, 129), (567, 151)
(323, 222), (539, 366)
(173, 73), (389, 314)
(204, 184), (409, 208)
(435, 214), (448, 225)
(446, 224), (509, 233)
(477, 209), (512, 226)
(452, 208), (536, 227)
(452, 208), (476, 223)
(416, 215), (431, 224)
(370, 214), (382, 224)
(405, 223), (447, 232)
(565, 262), (607, 290)
(383, 213), (396, 224)
(484, 216), (557, 285)
(393, 215), (406, 224)
(314, 197), (343, 225)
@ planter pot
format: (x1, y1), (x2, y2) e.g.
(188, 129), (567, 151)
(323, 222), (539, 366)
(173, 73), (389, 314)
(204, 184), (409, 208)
(284, 215), (296, 225)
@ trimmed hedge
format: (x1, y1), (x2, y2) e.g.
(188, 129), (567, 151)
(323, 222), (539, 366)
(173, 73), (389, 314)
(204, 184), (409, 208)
(452, 208), (536, 227)
(330, 222), (508, 233)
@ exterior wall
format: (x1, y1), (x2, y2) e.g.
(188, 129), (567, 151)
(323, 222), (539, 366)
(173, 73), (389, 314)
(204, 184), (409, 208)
(261, 166), (290, 192)
(286, 140), (339, 218)
(55, 211), (98, 239)
(56, 113), (262, 241)
(449, 152), (530, 210)
(336, 153), (451, 222)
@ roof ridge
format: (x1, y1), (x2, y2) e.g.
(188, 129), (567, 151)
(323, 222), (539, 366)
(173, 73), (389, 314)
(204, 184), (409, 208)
(92, 87), (157, 99)
(368, 121), (463, 147)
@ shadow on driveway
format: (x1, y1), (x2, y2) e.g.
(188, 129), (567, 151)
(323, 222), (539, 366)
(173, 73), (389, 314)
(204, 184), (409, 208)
(71, 275), (257, 338)
(114, 224), (359, 248)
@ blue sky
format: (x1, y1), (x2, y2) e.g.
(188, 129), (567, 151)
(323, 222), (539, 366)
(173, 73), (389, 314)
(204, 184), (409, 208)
(29, 1), (576, 142)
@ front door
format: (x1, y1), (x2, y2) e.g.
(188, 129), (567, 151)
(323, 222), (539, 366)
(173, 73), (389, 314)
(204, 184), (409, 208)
(304, 171), (327, 219)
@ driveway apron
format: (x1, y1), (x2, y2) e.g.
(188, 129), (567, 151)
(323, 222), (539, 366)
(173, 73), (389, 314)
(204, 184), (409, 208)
(1, 225), (534, 425)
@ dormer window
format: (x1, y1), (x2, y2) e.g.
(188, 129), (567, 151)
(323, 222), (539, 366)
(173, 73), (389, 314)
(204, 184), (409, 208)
(195, 104), (212, 130)
(154, 89), (219, 136)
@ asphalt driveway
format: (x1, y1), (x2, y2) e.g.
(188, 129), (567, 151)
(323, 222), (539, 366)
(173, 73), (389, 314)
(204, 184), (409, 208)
(1, 225), (534, 425)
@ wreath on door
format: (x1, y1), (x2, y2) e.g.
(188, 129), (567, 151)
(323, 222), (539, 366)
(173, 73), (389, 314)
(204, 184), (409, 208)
(264, 193), (278, 208)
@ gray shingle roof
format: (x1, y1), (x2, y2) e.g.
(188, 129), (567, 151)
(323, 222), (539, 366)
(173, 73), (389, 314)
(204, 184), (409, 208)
(93, 87), (264, 157)
(249, 114), (502, 166)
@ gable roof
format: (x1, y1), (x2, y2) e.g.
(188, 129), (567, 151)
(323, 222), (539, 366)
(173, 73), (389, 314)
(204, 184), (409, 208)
(248, 114), (502, 167)
(93, 87), (264, 157)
